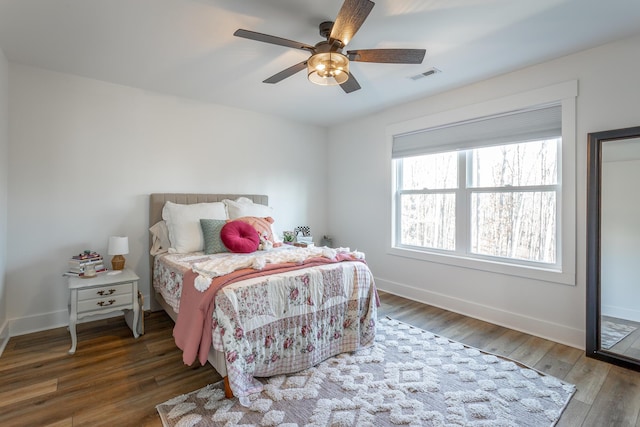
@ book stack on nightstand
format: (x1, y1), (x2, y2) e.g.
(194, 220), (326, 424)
(65, 250), (106, 277)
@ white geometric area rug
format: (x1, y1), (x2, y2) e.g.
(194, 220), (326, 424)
(157, 318), (575, 427)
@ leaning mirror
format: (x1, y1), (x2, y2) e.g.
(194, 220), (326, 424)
(586, 125), (640, 370)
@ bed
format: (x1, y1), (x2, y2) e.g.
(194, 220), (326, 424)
(149, 193), (378, 401)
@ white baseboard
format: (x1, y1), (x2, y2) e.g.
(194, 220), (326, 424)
(8, 310), (70, 337)
(376, 277), (585, 350)
(602, 304), (640, 323)
(7, 293), (152, 338)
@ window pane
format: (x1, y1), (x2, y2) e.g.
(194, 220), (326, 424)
(470, 191), (556, 263)
(400, 193), (455, 250)
(400, 152), (457, 190)
(469, 139), (558, 187)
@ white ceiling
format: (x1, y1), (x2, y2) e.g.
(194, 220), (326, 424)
(1, 0), (639, 127)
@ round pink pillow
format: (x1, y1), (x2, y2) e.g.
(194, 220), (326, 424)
(220, 220), (260, 253)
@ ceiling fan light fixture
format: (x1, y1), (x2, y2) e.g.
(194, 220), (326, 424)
(307, 52), (349, 86)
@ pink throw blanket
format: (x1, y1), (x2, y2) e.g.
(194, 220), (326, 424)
(173, 253), (365, 366)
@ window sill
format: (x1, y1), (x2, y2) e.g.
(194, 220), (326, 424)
(388, 246), (575, 286)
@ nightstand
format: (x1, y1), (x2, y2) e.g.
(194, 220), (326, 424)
(67, 268), (140, 354)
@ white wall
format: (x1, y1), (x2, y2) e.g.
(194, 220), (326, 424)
(0, 47), (8, 349)
(7, 64), (328, 335)
(327, 33), (640, 349)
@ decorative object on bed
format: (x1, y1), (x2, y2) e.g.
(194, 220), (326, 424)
(219, 220), (260, 254)
(282, 231), (295, 244)
(232, 216), (280, 249)
(294, 225), (313, 246)
(157, 317), (575, 427)
(200, 219), (229, 255)
(223, 197), (283, 244)
(294, 225), (311, 237)
(107, 236), (129, 270)
(150, 193), (378, 403)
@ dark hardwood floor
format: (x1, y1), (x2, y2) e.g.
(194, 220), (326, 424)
(0, 310), (216, 426)
(1, 291), (640, 426)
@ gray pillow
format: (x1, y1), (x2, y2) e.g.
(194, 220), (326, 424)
(200, 219), (229, 254)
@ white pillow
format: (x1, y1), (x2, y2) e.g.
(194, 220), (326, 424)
(162, 201), (228, 253)
(224, 198), (282, 243)
(224, 197), (274, 218)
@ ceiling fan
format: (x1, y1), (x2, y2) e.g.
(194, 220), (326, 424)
(234, 0), (426, 93)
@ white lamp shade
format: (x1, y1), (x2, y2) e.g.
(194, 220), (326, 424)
(108, 236), (129, 255)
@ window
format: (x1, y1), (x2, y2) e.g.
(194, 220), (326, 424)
(395, 137), (560, 266)
(468, 140), (558, 263)
(389, 86), (577, 285)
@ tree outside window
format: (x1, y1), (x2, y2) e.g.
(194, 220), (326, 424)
(395, 138), (560, 266)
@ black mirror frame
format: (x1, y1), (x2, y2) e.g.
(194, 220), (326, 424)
(586, 125), (640, 370)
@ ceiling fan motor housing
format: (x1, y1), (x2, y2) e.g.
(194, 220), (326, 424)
(319, 21), (334, 39)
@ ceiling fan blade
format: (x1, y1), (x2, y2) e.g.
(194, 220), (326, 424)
(234, 29), (315, 51)
(347, 49), (426, 64)
(340, 72), (361, 93)
(263, 61), (308, 84)
(329, 0), (375, 46)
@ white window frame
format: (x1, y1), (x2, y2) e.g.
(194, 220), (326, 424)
(385, 81), (578, 285)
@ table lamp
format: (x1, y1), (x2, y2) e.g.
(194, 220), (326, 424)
(108, 236), (129, 270)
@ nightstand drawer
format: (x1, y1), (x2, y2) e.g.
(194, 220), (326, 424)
(77, 293), (134, 313)
(78, 282), (133, 301)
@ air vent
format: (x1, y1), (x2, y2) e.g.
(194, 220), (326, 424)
(410, 67), (441, 81)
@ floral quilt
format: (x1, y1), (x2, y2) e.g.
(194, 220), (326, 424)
(211, 261), (378, 397)
(156, 248), (379, 398)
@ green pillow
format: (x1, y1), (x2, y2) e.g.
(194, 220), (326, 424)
(200, 219), (229, 254)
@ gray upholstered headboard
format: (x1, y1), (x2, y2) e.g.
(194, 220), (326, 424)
(149, 193), (268, 228)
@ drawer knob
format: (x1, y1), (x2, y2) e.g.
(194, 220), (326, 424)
(97, 299), (116, 307)
(97, 289), (116, 296)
